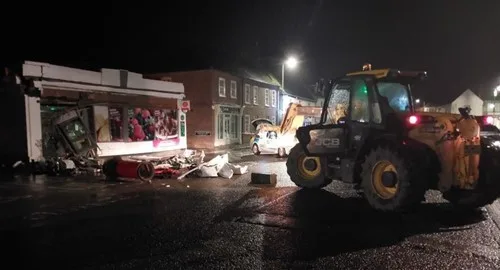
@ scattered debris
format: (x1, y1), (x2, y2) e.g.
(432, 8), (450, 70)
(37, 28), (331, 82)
(102, 158), (155, 182)
(132, 150), (248, 181)
(7, 105), (248, 182)
(250, 173), (277, 186)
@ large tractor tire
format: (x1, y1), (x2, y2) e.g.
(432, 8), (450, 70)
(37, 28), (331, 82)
(361, 147), (426, 212)
(286, 144), (332, 189)
(443, 145), (500, 209)
(442, 189), (498, 209)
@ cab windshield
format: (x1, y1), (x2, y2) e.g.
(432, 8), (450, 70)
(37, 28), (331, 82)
(376, 82), (411, 112)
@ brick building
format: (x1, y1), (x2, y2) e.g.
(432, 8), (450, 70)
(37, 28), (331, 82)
(238, 69), (280, 144)
(148, 69), (243, 149)
(149, 68), (282, 149)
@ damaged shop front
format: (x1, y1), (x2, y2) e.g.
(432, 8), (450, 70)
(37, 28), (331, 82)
(22, 61), (188, 163)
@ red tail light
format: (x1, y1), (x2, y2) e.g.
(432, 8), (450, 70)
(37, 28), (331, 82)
(408, 115), (419, 125)
(485, 116), (494, 125)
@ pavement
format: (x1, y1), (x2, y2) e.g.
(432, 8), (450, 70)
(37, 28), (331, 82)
(1, 152), (500, 269)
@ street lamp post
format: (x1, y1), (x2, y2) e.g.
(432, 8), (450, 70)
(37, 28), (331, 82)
(278, 56), (298, 123)
(281, 56), (298, 90)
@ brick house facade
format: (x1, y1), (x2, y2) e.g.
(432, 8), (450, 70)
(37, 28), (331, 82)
(148, 69), (243, 149)
(240, 77), (280, 144)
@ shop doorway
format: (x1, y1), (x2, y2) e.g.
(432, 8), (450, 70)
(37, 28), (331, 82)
(223, 114), (231, 142)
(217, 113), (240, 145)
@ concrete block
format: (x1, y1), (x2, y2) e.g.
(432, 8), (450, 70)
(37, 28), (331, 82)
(250, 172), (277, 186)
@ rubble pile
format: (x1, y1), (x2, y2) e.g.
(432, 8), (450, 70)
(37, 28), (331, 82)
(3, 107), (248, 181)
(130, 150), (248, 180)
(8, 155), (102, 177)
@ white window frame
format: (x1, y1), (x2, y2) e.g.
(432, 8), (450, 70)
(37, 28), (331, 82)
(271, 90), (277, 107)
(218, 77), (226, 97)
(264, 89), (269, 106)
(230, 80), (237, 99)
(243, 115), (251, 133)
(230, 114), (238, 139)
(253, 86), (258, 105)
(244, 84), (251, 104)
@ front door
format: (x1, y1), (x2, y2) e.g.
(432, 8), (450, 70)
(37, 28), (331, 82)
(223, 114), (231, 142)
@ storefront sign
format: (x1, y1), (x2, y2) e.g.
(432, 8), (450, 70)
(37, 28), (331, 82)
(180, 100), (190, 112)
(220, 106), (240, 114)
(195, 131), (211, 136)
(109, 108), (121, 118)
(180, 121), (185, 137)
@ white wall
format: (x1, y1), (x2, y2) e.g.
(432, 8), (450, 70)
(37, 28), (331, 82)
(24, 95), (43, 161)
(23, 61), (184, 95)
(23, 61), (188, 160)
(450, 89), (483, 116)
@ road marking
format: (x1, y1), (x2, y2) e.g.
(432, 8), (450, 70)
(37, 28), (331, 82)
(254, 189), (297, 211)
(407, 235), (500, 262)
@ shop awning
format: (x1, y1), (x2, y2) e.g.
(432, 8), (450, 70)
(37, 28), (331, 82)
(35, 80), (185, 100)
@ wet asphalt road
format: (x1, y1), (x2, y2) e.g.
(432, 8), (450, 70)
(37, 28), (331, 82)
(1, 154), (500, 269)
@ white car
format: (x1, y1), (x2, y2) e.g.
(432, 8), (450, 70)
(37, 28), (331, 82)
(249, 119), (297, 157)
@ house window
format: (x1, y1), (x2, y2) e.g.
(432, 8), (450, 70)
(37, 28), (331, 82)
(264, 89), (270, 106)
(218, 114), (224, 139)
(243, 115), (251, 133)
(218, 77), (226, 97)
(253, 86), (258, 105)
(271, 90), (277, 107)
(244, 84), (251, 104)
(230, 80), (237, 99)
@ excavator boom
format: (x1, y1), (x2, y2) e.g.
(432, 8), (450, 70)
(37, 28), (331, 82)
(279, 103), (322, 135)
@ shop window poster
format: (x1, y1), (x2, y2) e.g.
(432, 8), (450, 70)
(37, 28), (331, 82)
(109, 107), (123, 141)
(128, 108), (178, 144)
(95, 106), (111, 142)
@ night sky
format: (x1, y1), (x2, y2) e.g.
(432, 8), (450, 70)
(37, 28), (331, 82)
(4, 0), (500, 105)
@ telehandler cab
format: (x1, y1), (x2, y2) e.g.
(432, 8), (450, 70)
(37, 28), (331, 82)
(287, 66), (500, 211)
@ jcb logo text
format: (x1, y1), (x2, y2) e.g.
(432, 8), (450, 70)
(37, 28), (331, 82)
(314, 138), (340, 148)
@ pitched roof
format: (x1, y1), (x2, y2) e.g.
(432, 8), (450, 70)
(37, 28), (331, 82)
(452, 89), (482, 103)
(283, 84), (316, 101)
(235, 68), (281, 86)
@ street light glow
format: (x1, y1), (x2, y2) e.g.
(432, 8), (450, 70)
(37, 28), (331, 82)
(415, 99), (420, 104)
(285, 57), (298, 69)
